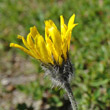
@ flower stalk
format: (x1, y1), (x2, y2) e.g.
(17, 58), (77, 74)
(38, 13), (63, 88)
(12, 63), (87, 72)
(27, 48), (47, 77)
(63, 82), (78, 110)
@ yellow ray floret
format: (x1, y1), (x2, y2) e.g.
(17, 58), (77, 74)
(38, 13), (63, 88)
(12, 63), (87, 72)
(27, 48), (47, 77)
(10, 14), (77, 65)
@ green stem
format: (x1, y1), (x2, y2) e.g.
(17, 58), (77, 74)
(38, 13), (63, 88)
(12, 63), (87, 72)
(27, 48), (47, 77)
(64, 82), (78, 110)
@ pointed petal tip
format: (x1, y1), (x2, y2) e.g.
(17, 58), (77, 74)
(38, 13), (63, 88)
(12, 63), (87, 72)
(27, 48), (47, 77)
(33, 25), (36, 28)
(33, 25), (36, 29)
(60, 15), (64, 23)
(10, 43), (14, 47)
(17, 35), (22, 39)
(30, 26), (36, 32)
(60, 15), (63, 18)
(75, 23), (78, 25)
(71, 13), (75, 17)
(45, 20), (51, 25)
(73, 13), (75, 16)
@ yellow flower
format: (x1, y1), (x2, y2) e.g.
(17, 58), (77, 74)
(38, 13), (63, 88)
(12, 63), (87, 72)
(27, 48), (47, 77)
(10, 14), (78, 65)
(10, 14), (78, 109)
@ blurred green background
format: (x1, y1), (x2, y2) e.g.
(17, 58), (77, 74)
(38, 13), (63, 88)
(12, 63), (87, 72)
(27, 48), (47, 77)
(0, 0), (110, 110)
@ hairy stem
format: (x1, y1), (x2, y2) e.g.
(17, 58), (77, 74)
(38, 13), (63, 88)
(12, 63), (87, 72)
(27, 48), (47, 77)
(63, 82), (78, 110)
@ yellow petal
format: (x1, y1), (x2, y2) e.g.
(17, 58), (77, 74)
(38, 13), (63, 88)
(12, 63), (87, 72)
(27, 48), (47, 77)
(62, 38), (68, 60)
(46, 38), (58, 62)
(10, 43), (37, 59)
(67, 33), (71, 50)
(27, 33), (34, 47)
(68, 23), (78, 31)
(62, 30), (72, 59)
(46, 43), (54, 64)
(37, 35), (51, 63)
(65, 30), (72, 50)
(45, 25), (49, 42)
(60, 15), (68, 41)
(66, 24), (78, 50)
(34, 36), (41, 53)
(37, 35), (53, 64)
(30, 26), (39, 39)
(60, 15), (64, 27)
(17, 35), (29, 49)
(60, 15), (67, 33)
(26, 33), (40, 59)
(58, 56), (63, 65)
(45, 20), (62, 55)
(68, 14), (75, 28)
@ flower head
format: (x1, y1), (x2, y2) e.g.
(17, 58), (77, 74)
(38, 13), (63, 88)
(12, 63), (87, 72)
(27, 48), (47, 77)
(10, 14), (78, 109)
(10, 14), (77, 87)
(10, 14), (77, 66)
